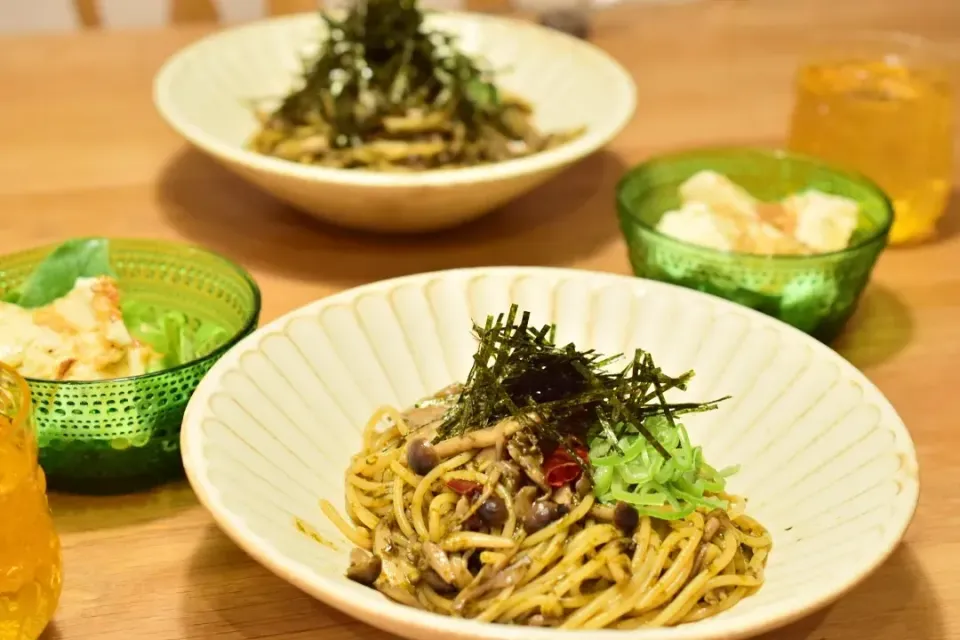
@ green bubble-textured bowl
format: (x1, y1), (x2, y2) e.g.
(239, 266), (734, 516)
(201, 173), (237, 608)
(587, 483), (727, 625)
(616, 148), (893, 342)
(0, 239), (261, 493)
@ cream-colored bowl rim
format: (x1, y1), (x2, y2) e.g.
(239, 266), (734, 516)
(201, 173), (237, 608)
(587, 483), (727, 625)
(181, 267), (919, 640)
(154, 12), (637, 188)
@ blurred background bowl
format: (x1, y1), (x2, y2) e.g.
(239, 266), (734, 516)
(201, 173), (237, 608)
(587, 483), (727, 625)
(616, 147), (894, 342)
(0, 239), (261, 493)
(153, 12), (636, 234)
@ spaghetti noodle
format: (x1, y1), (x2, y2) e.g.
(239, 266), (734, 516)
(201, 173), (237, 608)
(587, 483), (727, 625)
(320, 307), (771, 629)
(322, 402), (771, 629)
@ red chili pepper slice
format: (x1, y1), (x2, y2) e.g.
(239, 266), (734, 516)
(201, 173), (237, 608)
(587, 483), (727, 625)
(545, 462), (580, 487)
(543, 444), (590, 488)
(445, 479), (483, 495)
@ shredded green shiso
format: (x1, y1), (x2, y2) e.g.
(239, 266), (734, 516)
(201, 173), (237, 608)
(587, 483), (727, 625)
(438, 304), (737, 520)
(590, 417), (741, 519)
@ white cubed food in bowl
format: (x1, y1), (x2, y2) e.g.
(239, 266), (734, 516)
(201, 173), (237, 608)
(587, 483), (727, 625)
(678, 170), (759, 221)
(657, 201), (740, 252)
(783, 191), (860, 253)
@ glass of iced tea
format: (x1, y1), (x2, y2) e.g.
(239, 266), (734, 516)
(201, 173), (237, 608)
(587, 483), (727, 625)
(0, 363), (62, 640)
(788, 32), (955, 245)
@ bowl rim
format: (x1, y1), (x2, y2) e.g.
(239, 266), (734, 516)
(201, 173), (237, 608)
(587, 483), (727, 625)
(0, 362), (32, 428)
(180, 265), (920, 640)
(153, 11), (638, 188)
(615, 146), (895, 263)
(0, 237), (262, 387)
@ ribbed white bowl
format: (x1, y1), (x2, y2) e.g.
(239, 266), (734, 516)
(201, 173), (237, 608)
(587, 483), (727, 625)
(181, 267), (919, 640)
(154, 13), (636, 233)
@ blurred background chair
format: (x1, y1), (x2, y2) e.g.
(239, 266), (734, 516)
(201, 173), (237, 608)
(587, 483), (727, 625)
(1, 0), (606, 33)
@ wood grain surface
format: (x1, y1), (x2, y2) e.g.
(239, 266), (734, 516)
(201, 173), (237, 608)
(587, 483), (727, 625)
(0, 0), (957, 637)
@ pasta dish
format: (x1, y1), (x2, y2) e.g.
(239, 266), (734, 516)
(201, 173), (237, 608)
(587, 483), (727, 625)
(321, 306), (771, 629)
(248, 0), (585, 171)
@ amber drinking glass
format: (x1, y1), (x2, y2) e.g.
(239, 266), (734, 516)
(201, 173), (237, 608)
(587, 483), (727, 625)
(788, 32), (954, 245)
(0, 363), (62, 640)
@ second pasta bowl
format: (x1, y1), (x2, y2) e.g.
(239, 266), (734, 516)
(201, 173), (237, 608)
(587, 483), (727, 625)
(154, 12), (636, 233)
(180, 267), (917, 639)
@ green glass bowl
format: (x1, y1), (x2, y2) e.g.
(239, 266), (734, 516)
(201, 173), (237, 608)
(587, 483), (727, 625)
(616, 148), (893, 342)
(0, 239), (261, 493)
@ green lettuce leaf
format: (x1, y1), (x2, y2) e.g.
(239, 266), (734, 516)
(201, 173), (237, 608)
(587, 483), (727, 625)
(121, 300), (230, 369)
(8, 238), (115, 308)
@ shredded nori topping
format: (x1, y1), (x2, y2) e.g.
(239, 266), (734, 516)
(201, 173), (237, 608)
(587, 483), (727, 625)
(434, 305), (730, 465)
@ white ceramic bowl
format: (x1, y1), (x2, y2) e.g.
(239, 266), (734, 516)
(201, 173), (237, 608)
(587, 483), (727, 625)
(181, 267), (919, 640)
(154, 13), (636, 233)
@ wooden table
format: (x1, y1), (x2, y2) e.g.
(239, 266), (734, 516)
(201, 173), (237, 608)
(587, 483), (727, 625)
(1, 0), (958, 637)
